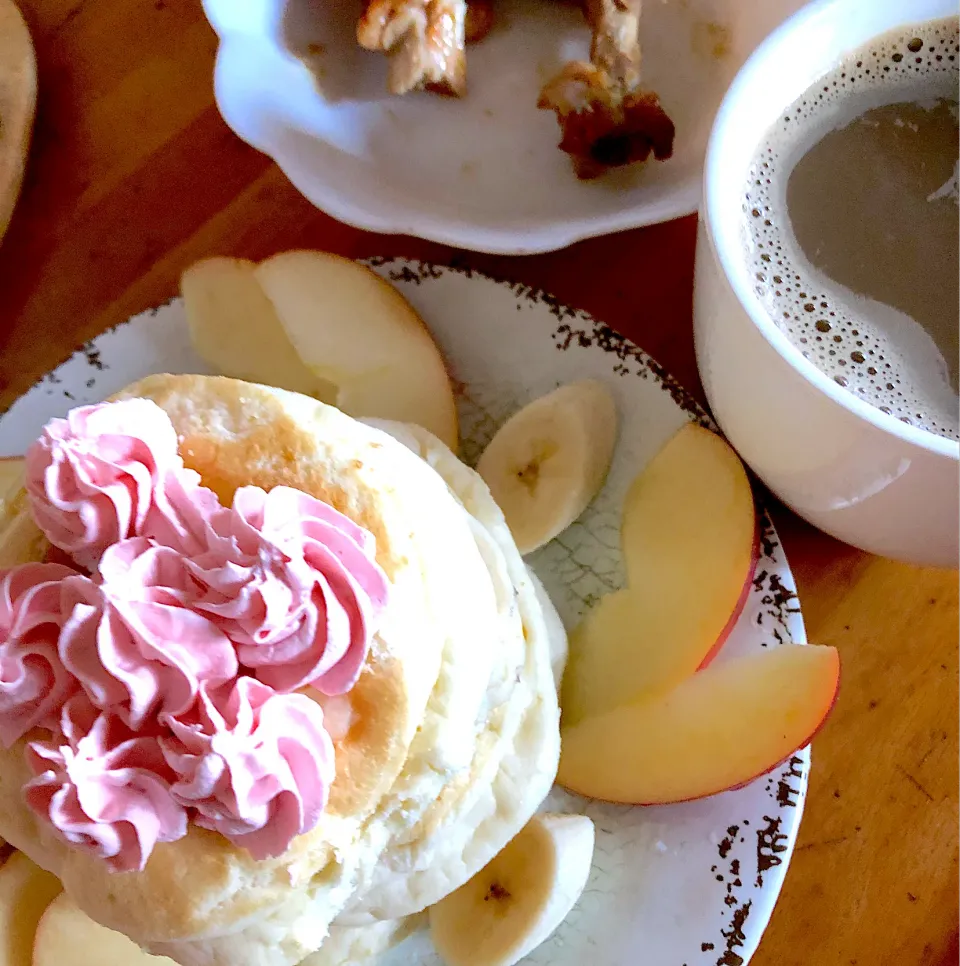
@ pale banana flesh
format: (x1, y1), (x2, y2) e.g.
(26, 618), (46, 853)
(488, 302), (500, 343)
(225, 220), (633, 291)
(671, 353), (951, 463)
(476, 381), (617, 555)
(428, 813), (595, 966)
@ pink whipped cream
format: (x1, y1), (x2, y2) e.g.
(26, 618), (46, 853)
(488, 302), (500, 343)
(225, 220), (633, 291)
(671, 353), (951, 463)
(160, 676), (335, 859)
(0, 563), (81, 746)
(0, 399), (391, 871)
(59, 538), (238, 730)
(24, 694), (187, 872)
(26, 398), (217, 569)
(190, 485), (389, 695)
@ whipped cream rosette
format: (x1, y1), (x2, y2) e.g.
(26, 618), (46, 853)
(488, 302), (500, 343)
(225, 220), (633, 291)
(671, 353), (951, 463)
(25, 398), (217, 568)
(160, 676), (335, 859)
(3, 394), (387, 874)
(187, 484), (388, 695)
(0, 562), (81, 746)
(57, 539), (238, 731)
(24, 693), (187, 873)
(0, 375), (562, 966)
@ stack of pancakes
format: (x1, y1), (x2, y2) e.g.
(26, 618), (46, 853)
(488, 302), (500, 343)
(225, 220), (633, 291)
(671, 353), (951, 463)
(0, 375), (564, 966)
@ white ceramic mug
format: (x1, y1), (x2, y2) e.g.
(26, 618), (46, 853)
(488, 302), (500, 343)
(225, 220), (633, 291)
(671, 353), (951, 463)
(694, 0), (959, 569)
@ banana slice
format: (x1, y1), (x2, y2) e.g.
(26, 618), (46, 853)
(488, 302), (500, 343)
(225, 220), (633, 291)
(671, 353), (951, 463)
(476, 381), (616, 554)
(429, 813), (595, 966)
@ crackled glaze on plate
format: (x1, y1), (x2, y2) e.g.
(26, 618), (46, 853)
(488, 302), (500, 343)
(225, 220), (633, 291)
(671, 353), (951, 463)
(0, 261), (809, 966)
(202, 0), (805, 254)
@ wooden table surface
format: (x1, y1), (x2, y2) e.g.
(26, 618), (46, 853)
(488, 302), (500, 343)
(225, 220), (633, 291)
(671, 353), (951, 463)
(1, 3), (957, 964)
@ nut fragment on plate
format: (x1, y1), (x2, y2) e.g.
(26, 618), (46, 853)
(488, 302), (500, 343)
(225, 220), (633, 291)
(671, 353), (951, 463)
(538, 0), (675, 178)
(353, 0), (674, 178)
(465, 0), (494, 44)
(358, 0), (468, 96)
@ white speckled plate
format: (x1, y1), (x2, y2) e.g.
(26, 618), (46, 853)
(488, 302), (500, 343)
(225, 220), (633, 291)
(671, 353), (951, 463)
(0, 260), (809, 966)
(202, 0), (806, 254)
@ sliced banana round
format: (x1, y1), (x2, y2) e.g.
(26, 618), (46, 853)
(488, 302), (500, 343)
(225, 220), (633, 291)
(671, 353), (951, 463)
(476, 381), (616, 555)
(429, 813), (595, 966)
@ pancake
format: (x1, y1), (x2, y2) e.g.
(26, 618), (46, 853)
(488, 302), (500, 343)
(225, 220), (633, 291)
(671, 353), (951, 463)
(0, 375), (563, 966)
(337, 420), (562, 923)
(300, 915), (427, 966)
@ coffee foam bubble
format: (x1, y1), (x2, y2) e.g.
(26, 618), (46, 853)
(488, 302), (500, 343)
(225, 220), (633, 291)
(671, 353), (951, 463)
(741, 18), (959, 441)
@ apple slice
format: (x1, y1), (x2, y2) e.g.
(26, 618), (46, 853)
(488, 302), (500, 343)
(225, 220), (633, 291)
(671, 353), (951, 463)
(0, 0), (36, 243)
(0, 508), (46, 568)
(557, 643), (840, 805)
(255, 251), (458, 450)
(181, 257), (322, 398)
(33, 893), (177, 966)
(560, 423), (756, 725)
(0, 456), (24, 522)
(0, 852), (61, 966)
(696, 539), (759, 671)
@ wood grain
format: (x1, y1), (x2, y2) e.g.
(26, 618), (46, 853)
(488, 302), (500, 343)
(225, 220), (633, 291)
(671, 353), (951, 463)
(0, 3), (957, 965)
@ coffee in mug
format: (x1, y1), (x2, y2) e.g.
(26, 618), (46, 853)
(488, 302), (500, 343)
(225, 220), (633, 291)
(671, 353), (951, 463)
(740, 16), (958, 440)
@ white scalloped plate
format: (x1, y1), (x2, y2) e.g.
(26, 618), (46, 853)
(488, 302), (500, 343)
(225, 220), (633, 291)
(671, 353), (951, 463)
(0, 261), (810, 966)
(202, 0), (805, 254)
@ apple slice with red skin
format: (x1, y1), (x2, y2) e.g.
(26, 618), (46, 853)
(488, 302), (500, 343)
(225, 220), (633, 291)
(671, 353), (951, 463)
(560, 424), (757, 726)
(33, 893), (177, 966)
(557, 643), (840, 805)
(697, 527), (761, 671)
